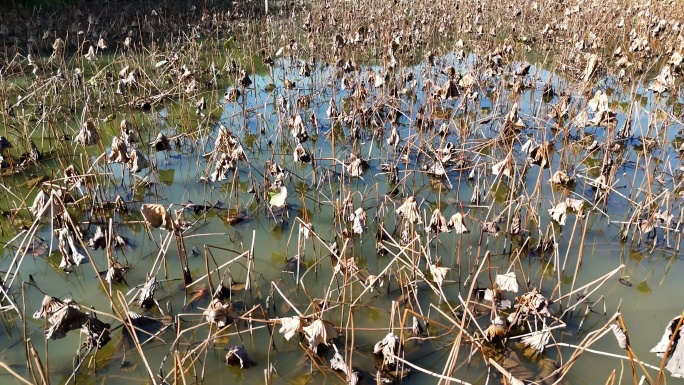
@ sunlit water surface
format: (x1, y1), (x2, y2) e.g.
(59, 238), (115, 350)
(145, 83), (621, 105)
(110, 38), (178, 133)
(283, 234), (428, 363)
(1, 52), (683, 385)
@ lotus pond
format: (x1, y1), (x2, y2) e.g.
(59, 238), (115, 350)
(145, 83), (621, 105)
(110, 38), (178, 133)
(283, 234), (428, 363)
(1, 0), (684, 384)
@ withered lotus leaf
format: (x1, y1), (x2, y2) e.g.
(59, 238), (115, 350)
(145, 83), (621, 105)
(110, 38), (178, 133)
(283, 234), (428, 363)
(141, 204), (174, 230)
(74, 120), (100, 146)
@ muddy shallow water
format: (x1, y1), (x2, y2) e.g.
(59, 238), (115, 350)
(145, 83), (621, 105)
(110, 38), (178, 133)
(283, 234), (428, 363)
(1, 49), (684, 385)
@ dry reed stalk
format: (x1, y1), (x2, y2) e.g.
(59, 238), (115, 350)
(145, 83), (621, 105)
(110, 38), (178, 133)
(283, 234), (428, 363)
(0, 361), (33, 385)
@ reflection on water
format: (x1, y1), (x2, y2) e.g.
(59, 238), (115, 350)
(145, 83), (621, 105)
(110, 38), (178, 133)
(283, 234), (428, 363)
(0, 51), (683, 385)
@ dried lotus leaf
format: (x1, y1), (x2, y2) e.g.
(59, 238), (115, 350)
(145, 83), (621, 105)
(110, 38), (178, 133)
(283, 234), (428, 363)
(225, 346), (256, 369)
(74, 120), (100, 146)
(141, 204), (174, 230)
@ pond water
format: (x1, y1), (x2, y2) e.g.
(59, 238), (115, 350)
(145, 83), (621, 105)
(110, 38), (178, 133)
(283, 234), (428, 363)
(1, 49), (684, 385)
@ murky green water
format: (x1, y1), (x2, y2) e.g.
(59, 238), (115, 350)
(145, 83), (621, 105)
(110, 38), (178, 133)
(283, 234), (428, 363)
(1, 51), (684, 385)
